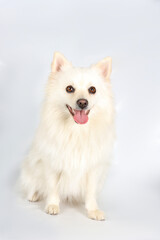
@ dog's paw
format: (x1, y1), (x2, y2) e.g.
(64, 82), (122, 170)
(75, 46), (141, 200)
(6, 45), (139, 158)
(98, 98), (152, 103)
(45, 204), (60, 215)
(87, 209), (105, 221)
(28, 192), (39, 202)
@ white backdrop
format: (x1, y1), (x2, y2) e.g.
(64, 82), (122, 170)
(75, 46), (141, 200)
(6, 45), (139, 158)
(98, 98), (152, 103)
(0, 0), (160, 239)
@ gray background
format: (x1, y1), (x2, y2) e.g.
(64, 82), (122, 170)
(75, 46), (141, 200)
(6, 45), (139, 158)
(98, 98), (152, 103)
(0, 0), (160, 239)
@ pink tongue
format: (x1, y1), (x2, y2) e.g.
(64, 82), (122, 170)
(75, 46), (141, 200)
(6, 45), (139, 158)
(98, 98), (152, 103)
(73, 110), (88, 124)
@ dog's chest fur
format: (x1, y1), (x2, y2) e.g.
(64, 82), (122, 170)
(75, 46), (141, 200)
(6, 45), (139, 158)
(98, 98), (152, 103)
(38, 119), (113, 173)
(36, 120), (114, 200)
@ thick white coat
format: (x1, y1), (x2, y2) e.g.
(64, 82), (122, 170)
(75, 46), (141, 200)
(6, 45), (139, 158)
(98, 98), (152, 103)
(20, 53), (115, 220)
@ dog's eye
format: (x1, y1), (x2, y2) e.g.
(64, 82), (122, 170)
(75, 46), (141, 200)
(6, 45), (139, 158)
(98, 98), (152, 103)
(88, 86), (96, 94)
(66, 85), (75, 93)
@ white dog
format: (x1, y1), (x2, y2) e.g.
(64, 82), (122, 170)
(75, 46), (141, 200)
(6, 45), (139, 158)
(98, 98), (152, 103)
(20, 52), (115, 221)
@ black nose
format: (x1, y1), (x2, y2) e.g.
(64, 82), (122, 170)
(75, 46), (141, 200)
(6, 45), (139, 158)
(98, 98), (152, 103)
(77, 99), (88, 109)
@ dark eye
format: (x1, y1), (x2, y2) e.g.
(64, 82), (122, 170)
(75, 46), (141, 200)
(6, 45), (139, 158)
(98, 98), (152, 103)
(66, 85), (75, 93)
(88, 86), (96, 94)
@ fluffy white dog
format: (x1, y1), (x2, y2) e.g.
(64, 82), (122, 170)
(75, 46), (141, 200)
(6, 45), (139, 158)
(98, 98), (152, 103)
(20, 52), (115, 221)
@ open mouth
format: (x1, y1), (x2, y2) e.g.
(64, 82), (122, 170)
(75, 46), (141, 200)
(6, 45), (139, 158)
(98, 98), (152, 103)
(66, 104), (90, 124)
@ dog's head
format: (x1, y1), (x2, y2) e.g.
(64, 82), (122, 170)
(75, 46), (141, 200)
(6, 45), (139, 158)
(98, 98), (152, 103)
(46, 52), (113, 125)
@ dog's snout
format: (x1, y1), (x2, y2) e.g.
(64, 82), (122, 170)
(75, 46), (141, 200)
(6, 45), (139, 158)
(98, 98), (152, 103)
(77, 99), (88, 109)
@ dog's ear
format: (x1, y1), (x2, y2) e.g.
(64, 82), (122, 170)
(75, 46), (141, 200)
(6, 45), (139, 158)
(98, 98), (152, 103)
(95, 57), (112, 80)
(51, 52), (71, 73)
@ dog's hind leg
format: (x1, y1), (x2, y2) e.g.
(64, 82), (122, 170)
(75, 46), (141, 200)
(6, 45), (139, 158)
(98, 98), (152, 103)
(28, 191), (40, 202)
(20, 157), (44, 202)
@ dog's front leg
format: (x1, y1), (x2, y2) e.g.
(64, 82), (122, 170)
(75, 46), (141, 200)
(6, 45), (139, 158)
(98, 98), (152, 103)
(45, 172), (60, 215)
(85, 169), (105, 221)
